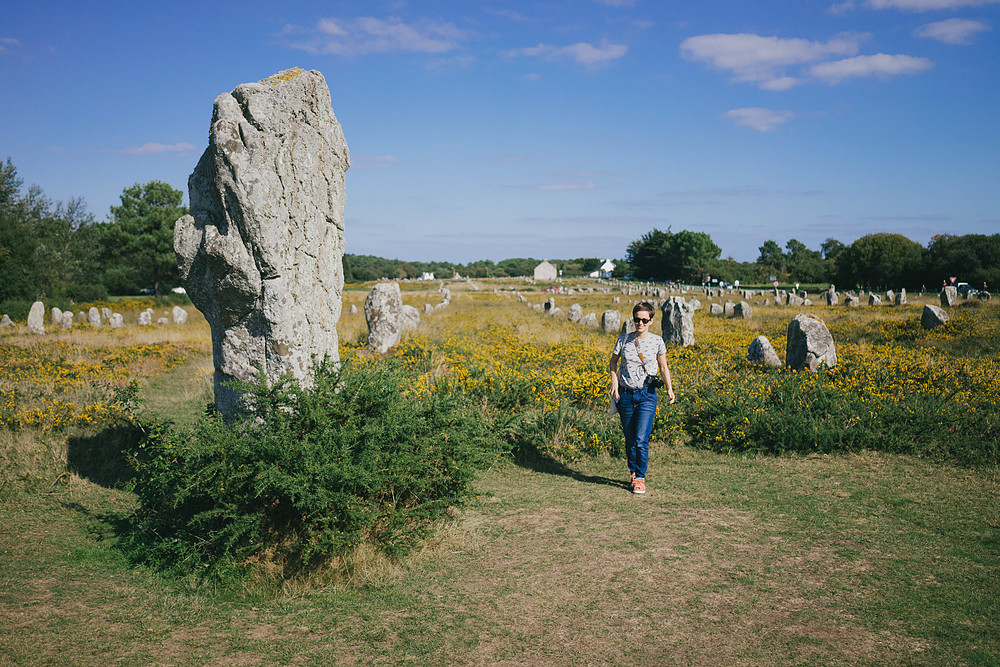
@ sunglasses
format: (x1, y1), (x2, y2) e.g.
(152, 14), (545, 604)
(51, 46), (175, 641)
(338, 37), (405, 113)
(633, 317), (651, 324)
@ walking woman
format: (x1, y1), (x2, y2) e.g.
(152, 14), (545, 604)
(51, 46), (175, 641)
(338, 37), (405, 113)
(609, 302), (675, 494)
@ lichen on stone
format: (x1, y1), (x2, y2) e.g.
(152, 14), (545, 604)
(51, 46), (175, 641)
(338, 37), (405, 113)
(263, 67), (306, 86)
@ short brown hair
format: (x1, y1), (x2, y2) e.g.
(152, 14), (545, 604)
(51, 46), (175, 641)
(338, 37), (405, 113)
(632, 302), (655, 318)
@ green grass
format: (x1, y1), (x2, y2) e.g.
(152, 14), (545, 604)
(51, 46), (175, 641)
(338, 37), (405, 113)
(1, 446), (997, 665)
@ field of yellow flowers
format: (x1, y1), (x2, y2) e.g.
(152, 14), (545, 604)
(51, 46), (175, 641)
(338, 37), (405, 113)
(3, 286), (997, 488)
(376, 286), (999, 465)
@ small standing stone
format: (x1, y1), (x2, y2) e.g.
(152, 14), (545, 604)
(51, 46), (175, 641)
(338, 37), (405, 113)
(350, 304), (358, 314)
(365, 282), (404, 354)
(786, 314), (837, 372)
(895, 289), (907, 306)
(60, 312), (73, 330)
(110, 313), (124, 329)
(747, 336), (782, 367)
(869, 294), (882, 306)
(172, 306), (188, 324)
(139, 311), (152, 326)
(844, 296), (860, 307)
(709, 303), (724, 316)
(157, 317), (169, 325)
(400, 304), (420, 331)
(27, 301), (46, 334)
(601, 310), (621, 333)
(88, 307), (102, 327)
(825, 286), (839, 306)
(101, 307), (113, 322)
(735, 301), (753, 319)
(579, 313), (599, 327)
(568, 304), (583, 323)
(0, 314), (11, 328)
(723, 301), (735, 317)
(940, 286), (957, 307)
(921, 304), (949, 329)
(51, 307), (63, 326)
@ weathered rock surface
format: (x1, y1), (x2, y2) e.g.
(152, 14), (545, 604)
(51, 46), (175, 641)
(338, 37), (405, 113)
(786, 293), (805, 307)
(921, 304), (949, 329)
(869, 294), (882, 306)
(87, 307), (102, 327)
(365, 282), (403, 353)
(747, 335), (782, 367)
(101, 307), (112, 323)
(174, 68), (349, 418)
(844, 295), (860, 308)
(579, 313), (599, 327)
(400, 304), (420, 331)
(172, 306), (188, 324)
(110, 313), (124, 329)
(349, 304), (358, 314)
(723, 301), (735, 317)
(0, 314), (11, 328)
(709, 303), (723, 316)
(895, 289), (907, 306)
(601, 310), (621, 334)
(139, 310), (152, 326)
(661, 297), (695, 347)
(940, 286), (957, 307)
(786, 314), (837, 371)
(825, 286), (839, 306)
(60, 312), (73, 330)
(51, 307), (63, 326)
(568, 303), (583, 323)
(735, 301), (753, 319)
(27, 301), (46, 334)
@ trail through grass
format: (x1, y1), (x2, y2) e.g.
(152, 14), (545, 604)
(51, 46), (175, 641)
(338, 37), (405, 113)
(2, 447), (997, 665)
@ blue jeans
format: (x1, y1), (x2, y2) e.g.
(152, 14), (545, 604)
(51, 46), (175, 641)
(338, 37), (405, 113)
(616, 386), (657, 478)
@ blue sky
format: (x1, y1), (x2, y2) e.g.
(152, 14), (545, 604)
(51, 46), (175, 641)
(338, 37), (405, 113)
(2, 0), (998, 263)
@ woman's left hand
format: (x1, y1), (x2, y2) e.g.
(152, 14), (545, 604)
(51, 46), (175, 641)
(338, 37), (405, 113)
(667, 390), (675, 404)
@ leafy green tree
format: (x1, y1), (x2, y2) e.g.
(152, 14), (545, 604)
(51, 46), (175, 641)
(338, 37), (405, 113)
(627, 228), (673, 281)
(104, 181), (188, 296)
(837, 232), (924, 289)
(756, 240), (787, 278)
(925, 234), (1000, 290)
(668, 230), (721, 283)
(784, 238), (826, 283)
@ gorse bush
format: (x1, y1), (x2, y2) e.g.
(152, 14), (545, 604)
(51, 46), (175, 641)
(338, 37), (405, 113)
(120, 359), (508, 580)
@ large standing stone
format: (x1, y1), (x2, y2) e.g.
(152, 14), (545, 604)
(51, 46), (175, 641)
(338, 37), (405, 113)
(87, 307), (101, 327)
(921, 304), (949, 329)
(825, 286), (839, 306)
(786, 314), (837, 371)
(110, 313), (124, 329)
(28, 302), (46, 334)
(60, 312), (73, 330)
(365, 282), (403, 353)
(940, 286), (957, 307)
(661, 297), (695, 347)
(172, 306), (188, 324)
(568, 303), (583, 323)
(601, 310), (621, 333)
(723, 301), (735, 317)
(747, 336), (782, 367)
(895, 289), (907, 306)
(735, 301), (753, 319)
(51, 307), (63, 326)
(174, 68), (349, 419)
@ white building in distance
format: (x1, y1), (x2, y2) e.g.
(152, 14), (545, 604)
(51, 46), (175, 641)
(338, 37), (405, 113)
(534, 260), (558, 282)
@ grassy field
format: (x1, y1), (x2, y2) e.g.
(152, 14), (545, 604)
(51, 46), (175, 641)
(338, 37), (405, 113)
(1, 282), (998, 665)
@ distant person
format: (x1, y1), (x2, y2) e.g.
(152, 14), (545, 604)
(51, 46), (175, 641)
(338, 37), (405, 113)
(608, 302), (675, 495)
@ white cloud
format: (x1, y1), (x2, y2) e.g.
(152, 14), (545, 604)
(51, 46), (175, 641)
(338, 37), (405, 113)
(866, 0), (999, 10)
(352, 154), (401, 169)
(916, 18), (991, 43)
(680, 32), (862, 89)
(722, 108), (796, 132)
(504, 38), (627, 67)
(120, 142), (198, 155)
(810, 53), (933, 82)
(283, 16), (473, 56)
(0, 37), (20, 54)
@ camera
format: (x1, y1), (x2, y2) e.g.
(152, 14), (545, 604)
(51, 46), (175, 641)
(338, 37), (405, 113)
(645, 376), (665, 389)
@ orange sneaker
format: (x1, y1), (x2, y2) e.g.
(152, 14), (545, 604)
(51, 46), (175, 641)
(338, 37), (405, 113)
(632, 478), (646, 494)
(629, 472), (636, 489)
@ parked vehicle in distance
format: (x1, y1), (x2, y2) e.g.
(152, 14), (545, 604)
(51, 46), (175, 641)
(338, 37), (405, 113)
(956, 282), (978, 297)
(171, 287), (186, 294)
(139, 287), (155, 295)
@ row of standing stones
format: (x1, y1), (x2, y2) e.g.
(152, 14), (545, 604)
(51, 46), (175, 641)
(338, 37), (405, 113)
(1, 303), (189, 333)
(521, 281), (992, 372)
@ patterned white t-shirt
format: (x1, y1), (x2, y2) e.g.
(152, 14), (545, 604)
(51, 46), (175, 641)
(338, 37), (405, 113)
(613, 332), (667, 389)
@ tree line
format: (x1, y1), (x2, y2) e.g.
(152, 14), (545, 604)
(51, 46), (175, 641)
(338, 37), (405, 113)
(4, 156), (995, 319)
(622, 227), (999, 290)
